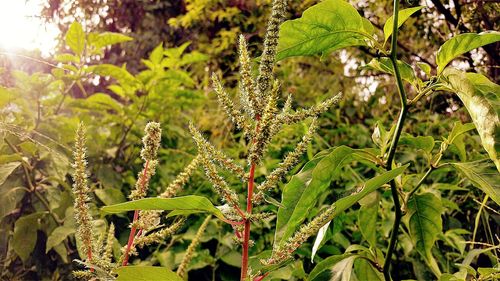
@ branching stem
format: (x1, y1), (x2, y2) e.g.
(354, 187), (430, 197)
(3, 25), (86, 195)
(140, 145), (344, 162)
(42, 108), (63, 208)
(382, 0), (409, 280)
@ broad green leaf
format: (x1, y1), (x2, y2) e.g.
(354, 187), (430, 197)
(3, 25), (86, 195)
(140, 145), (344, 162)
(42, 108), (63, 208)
(417, 62), (431, 76)
(276, 0), (375, 61)
(366, 57), (417, 86)
(65, 22), (85, 56)
(400, 135), (435, 153)
(94, 188), (126, 206)
(311, 221), (331, 263)
(54, 53), (80, 64)
(12, 212), (45, 262)
(330, 165), (408, 218)
(275, 146), (356, 245)
(150, 43), (164, 65)
(0, 87), (16, 107)
(101, 195), (225, 220)
(88, 32), (133, 49)
(358, 192), (379, 247)
(447, 121), (475, 145)
(46, 226), (75, 253)
(0, 162), (20, 186)
(436, 31), (500, 74)
(441, 69), (500, 171)
(308, 254), (354, 281)
(354, 258), (384, 281)
(85, 93), (123, 113)
(451, 160), (500, 205)
(383, 6), (424, 44)
(90, 64), (140, 89)
(407, 192), (442, 275)
(0, 186), (26, 220)
(115, 266), (182, 281)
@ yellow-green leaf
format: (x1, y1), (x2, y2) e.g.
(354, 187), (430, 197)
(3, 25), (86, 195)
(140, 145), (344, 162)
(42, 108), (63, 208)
(383, 6), (424, 44)
(65, 22), (85, 56)
(115, 266), (182, 281)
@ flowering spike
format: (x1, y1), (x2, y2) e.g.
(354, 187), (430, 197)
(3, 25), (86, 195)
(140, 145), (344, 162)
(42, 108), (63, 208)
(103, 223), (115, 264)
(140, 122), (162, 161)
(134, 219), (184, 249)
(283, 93), (343, 125)
(262, 206), (335, 266)
(188, 123), (246, 181)
(189, 123), (241, 207)
(212, 73), (247, 130)
(177, 216), (212, 279)
(72, 122), (94, 264)
(160, 155), (201, 198)
(238, 34), (258, 117)
(257, 118), (318, 194)
(256, 0), (287, 102)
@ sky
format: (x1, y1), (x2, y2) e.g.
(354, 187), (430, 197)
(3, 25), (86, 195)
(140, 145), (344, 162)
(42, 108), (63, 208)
(0, 0), (59, 56)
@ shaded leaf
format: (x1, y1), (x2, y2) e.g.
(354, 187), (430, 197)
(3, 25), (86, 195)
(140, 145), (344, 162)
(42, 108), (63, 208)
(94, 188), (126, 206)
(115, 266), (182, 281)
(276, 0), (375, 61)
(46, 226), (75, 253)
(0, 186), (26, 220)
(451, 160), (500, 205)
(102, 195), (225, 220)
(0, 162), (21, 186)
(407, 192), (442, 275)
(436, 31), (500, 74)
(383, 6), (424, 44)
(12, 212), (45, 262)
(400, 135), (435, 153)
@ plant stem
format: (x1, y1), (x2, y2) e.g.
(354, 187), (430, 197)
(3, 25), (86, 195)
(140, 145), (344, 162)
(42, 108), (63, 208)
(382, 0), (409, 280)
(122, 159), (150, 266)
(241, 118), (261, 281)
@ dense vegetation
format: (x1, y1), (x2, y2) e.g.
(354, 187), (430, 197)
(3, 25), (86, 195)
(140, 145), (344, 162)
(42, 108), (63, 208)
(0, 0), (499, 280)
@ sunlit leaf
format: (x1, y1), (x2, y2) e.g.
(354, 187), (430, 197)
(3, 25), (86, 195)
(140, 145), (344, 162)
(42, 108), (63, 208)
(366, 57), (417, 86)
(88, 32), (133, 49)
(115, 266), (182, 281)
(276, 0), (375, 61)
(101, 195), (226, 220)
(383, 6), (424, 44)
(311, 221), (331, 263)
(441, 69), (500, 171)
(436, 31), (500, 74)
(65, 22), (85, 56)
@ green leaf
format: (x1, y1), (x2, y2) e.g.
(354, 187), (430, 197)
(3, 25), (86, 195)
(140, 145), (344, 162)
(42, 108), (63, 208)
(436, 31), (500, 74)
(90, 64), (140, 89)
(54, 53), (80, 64)
(115, 266), (182, 281)
(88, 32), (133, 49)
(65, 22), (85, 56)
(308, 254), (354, 281)
(383, 6), (424, 44)
(311, 221), (331, 263)
(0, 162), (21, 186)
(407, 192), (442, 275)
(46, 226), (75, 253)
(0, 186), (26, 220)
(441, 69), (500, 171)
(12, 212), (45, 262)
(150, 43), (164, 65)
(400, 135), (435, 153)
(94, 188), (126, 206)
(358, 192), (379, 247)
(85, 93), (123, 113)
(447, 121), (475, 145)
(417, 62), (431, 76)
(354, 258), (384, 281)
(276, 0), (375, 61)
(101, 195), (225, 220)
(366, 57), (417, 86)
(275, 143), (407, 247)
(451, 160), (500, 205)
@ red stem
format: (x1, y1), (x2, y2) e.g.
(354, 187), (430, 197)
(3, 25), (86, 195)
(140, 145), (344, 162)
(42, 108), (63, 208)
(241, 163), (256, 280)
(87, 247), (94, 272)
(241, 116), (260, 281)
(122, 160), (150, 266)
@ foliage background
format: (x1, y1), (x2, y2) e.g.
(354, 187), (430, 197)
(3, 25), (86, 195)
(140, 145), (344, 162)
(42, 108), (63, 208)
(0, 0), (498, 280)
